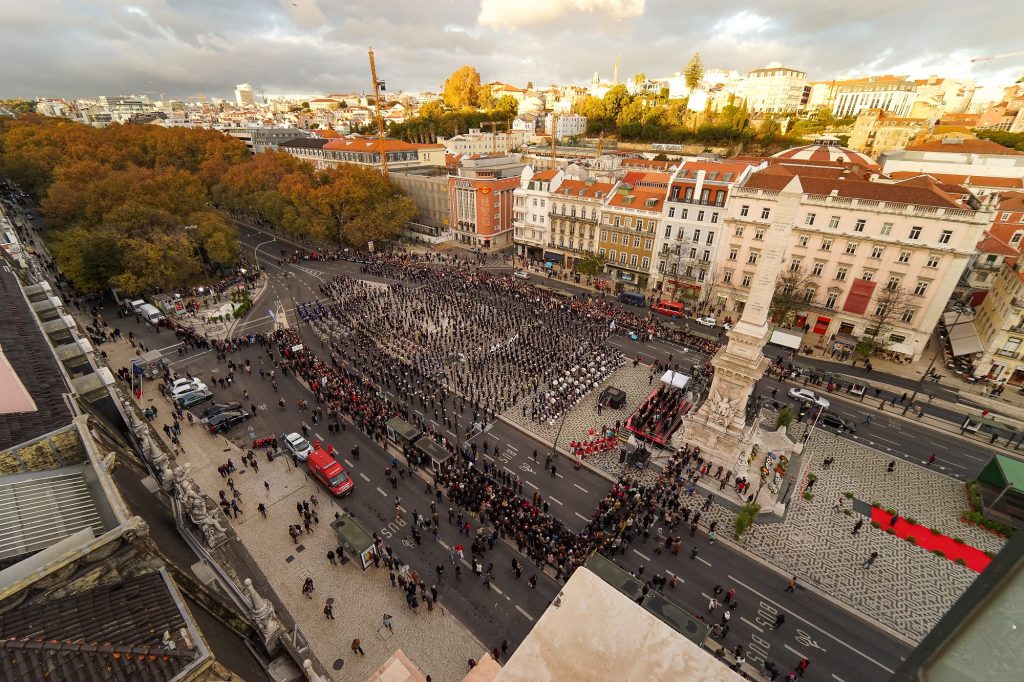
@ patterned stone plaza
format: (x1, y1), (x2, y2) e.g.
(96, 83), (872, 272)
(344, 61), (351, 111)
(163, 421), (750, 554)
(507, 359), (1004, 643)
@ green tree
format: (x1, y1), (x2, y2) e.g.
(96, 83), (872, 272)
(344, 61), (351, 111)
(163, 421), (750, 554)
(573, 251), (606, 277)
(684, 52), (704, 90)
(734, 502), (762, 540)
(443, 66), (482, 110)
(419, 100), (445, 119)
(602, 84), (633, 121)
(492, 95), (519, 120)
(616, 99), (647, 127)
(857, 285), (912, 358)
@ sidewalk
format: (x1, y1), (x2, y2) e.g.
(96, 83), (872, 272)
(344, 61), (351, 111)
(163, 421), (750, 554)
(105, 337), (485, 682)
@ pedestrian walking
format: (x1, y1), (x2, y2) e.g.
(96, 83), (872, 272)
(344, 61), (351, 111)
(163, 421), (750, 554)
(690, 547), (699, 560)
(383, 613), (393, 632)
(302, 577), (314, 598)
(351, 639), (365, 656)
(785, 576), (797, 592)
(327, 550), (337, 565)
(863, 551), (879, 569)
(257, 503), (267, 518)
(886, 460), (896, 473)
(852, 519), (864, 536)
(773, 613), (785, 630)
(927, 454), (936, 466)
(324, 600), (335, 619)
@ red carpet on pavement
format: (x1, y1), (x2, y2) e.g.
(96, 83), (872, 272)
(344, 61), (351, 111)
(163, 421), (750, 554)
(871, 508), (991, 572)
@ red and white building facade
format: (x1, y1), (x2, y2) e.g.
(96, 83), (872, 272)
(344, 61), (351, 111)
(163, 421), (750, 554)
(448, 156), (525, 248)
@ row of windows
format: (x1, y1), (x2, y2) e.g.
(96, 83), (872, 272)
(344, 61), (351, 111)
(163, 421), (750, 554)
(739, 205), (956, 245)
(599, 249), (651, 269)
(667, 207), (719, 223)
(722, 269), (921, 322)
(660, 246), (712, 262)
(551, 203), (597, 220)
(664, 225), (716, 245)
(668, 186), (727, 206)
(730, 235), (943, 268)
(602, 233), (654, 249)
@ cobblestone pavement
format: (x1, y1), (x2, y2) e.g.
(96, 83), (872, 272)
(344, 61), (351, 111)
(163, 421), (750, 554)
(665, 428), (1005, 642)
(118, 339), (484, 682)
(502, 363), (661, 458)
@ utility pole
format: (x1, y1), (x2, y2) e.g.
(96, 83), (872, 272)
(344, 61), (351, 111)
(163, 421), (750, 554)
(368, 47), (389, 179)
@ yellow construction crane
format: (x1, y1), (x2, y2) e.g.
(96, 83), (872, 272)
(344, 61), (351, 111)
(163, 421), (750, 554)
(368, 47), (389, 179)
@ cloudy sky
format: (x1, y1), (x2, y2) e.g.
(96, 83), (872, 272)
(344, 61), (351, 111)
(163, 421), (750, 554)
(2, 0), (1021, 101)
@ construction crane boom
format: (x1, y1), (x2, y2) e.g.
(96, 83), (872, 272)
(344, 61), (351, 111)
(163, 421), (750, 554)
(368, 47), (389, 179)
(971, 50), (1024, 63)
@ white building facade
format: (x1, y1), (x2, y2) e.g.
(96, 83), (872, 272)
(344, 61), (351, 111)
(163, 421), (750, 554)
(513, 167), (564, 260)
(437, 128), (527, 155)
(713, 160), (997, 360)
(741, 63), (807, 113)
(545, 113), (587, 140)
(832, 77), (917, 118)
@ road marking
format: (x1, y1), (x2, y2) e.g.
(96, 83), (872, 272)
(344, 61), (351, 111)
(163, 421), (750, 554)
(573, 483), (589, 493)
(154, 342), (183, 353)
(741, 617), (763, 633)
(785, 644), (807, 660)
(483, 454), (494, 462)
(344, 459), (354, 467)
(515, 605), (534, 622)
(315, 433), (324, 442)
(504, 466), (516, 476)
(555, 472), (564, 479)
(492, 585), (503, 595)
(832, 675), (847, 682)
(633, 549), (651, 561)
(697, 556), (712, 566)
(376, 487), (387, 497)
(727, 574), (895, 674)
(525, 481), (538, 489)
(359, 473), (370, 482)
(438, 540), (449, 549)
(575, 512), (589, 522)
(549, 496), (564, 506)
(504, 443), (518, 451)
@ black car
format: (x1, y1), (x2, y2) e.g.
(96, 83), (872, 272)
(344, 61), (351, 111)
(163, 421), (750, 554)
(207, 408), (251, 433)
(202, 402), (241, 420)
(820, 412), (856, 433)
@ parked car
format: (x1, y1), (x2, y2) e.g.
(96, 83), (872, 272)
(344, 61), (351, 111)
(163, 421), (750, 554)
(722, 322), (733, 331)
(206, 408), (251, 433)
(282, 432), (315, 461)
(617, 291), (646, 306)
(202, 402), (241, 420)
(169, 380), (208, 399)
(176, 389), (213, 408)
(171, 377), (202, 392)
(513, 270), (531, 280)
(694, 316), (717, 327)
(788, 387), (830, 410)
(820, 412), (856, 433)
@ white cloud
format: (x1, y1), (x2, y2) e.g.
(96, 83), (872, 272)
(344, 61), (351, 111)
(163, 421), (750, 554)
(477, 0), (645, 29)
(711, 10), (770, 43)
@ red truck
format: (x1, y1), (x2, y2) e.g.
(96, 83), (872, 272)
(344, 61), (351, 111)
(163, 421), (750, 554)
(307, 447), (354, 496)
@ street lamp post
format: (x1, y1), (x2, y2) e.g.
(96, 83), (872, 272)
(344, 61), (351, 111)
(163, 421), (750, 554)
(254, 238), (276, 269)
(902, 304), (970, 416)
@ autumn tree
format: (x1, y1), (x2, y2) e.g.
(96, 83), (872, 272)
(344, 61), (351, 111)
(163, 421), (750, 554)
(770, 268), (817, 326)
(602, 84), (633, 121)
(443, 66), (482, 110)
(574, 251), (606, 278)
(419, 100), (445, 119)
(684, 52), (704, 90)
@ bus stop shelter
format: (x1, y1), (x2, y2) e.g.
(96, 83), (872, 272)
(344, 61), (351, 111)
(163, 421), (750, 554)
(976, 454), (1024, 525)
(331, 514), (377, 570)
(413, 436), (453, 473)
(385, 417), (421, 447)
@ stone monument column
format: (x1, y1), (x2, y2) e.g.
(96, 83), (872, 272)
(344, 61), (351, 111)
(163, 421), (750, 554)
(683, 176), (804, 487)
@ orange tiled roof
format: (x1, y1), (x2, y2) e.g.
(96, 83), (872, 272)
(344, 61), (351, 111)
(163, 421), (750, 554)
(605, 188), (665, 212)
(977, 235), (1020, 257)
(556, 179), (615, 200)
(888, 172), (1024, 190)
(744, 166), (968, 209)
(905, 138), (1024, 155)
(532, 169), (559, 180)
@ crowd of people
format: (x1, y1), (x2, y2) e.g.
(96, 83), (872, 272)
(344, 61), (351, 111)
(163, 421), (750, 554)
(627, 384), (691, 445)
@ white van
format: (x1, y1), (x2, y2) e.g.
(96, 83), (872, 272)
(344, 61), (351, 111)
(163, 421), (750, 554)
(128, 299), (146, 313)
(138, 303), (165, 325)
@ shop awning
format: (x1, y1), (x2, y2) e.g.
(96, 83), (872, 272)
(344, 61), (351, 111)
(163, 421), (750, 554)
(834, 333), (859, 348)
(543, 251), (564, 263)
(947, 316), (984, 357)
(887, 340), (915, 357)
(769, 329), (802, 350)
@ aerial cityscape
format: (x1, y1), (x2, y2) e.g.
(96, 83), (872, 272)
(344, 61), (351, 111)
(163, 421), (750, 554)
(2, 1), (1024, 681)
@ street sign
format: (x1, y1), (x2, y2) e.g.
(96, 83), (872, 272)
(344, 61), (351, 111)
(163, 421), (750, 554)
(291, 344), (304, 352)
